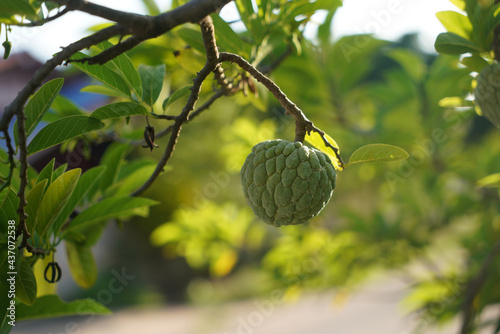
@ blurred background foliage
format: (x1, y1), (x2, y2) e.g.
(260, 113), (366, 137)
(21, 0), (500, 330)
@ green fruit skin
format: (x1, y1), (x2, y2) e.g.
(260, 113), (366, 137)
(475, 63), (500, 129)
(241, 139), (336, 227)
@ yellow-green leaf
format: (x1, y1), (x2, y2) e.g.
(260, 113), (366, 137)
(35, 169), (81, 239)
(477, 173), (500, 188)
(26, 179), (48, 237)
(436, 11), (473, 39)
(65, 241), (97, 289)
(346, 144), (409, 166)
(305, 131), (343, 171)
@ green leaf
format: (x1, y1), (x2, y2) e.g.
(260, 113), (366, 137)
(434, 32), (483, 54)
(62, 197), (159, 236)
(16, 295), (111, 321)
(35, 158), (55, 187)
(477, 173), (500, 188)
(14, 78), (64, 146)
(69, 52), (131, 96)
(0, 187), (19, 222)
(449, 0), (466, 11)
(105, 164), (157, 197)
(438, 96), (474, 108)
(95, 143), (129, 195)
(0, 246), (19, 333)
(26, 179), (48, 237)
(461, 54), (489, 72)
(387, 49), (426, 82)
(141, 0), (161, 15)
(172, 48), (206, 75)
(211, 14), (245, 54)
(80, 85), (129, 98)
(234, 0), (255, 34)
(176, 27), (205, 53)
(436, 11), (473, 39)
(95, 41), (142, 99)
(51, 166), (106, 235)
(43, 95), (86, 123)
(346, 144), (409, 166)
(27, 116), (105, 155)
(52, 163), (68, 181)
(0, 0), (37, 17)
(45, 1), (61, 12)
(138, 64), (166, 107)
(305, 131), (343, 171)
(15, 260), (37, 306)
(0, 188), (19, 244)
(65, 241), (97, 289)
(162, 85), (191, 111)
(90, 102), (149, 121)
(318, 10), (335, 45)
(282, 0), (342, 21)
(484, 4), (500, 42)
(35, 169), (81, 238)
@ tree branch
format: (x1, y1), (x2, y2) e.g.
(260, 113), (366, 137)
(460, 239), (500, 334)
(0, 24), (125, 132)
(218, 52), (345, 166)
(67, 0), (232, 65)
(69, 0), (152, 32)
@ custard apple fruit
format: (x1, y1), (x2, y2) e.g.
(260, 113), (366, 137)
(241, 139), (336, 227)
(475, 63), (500, 128)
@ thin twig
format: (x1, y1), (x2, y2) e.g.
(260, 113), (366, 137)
(460, 239), (500, 334)
(151, 114), (177, 120)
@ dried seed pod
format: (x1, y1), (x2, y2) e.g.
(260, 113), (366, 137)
(142, 125), (159, 151)
(241, 139), (336, 227)
(44, 261), (62, 283)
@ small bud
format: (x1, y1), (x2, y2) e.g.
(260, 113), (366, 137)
(3, 41), (12, 60)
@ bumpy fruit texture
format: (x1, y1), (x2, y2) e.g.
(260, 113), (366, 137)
(475, 63), (500, 128)
(241, 139), (336, 227)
